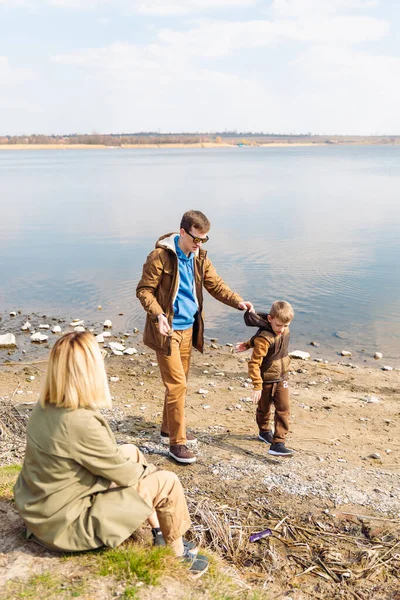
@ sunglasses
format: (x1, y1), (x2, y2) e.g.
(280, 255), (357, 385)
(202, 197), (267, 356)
(184, 229), (209, 244)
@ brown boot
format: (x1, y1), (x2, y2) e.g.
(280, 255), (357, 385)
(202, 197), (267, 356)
(169, 445), (196, 464)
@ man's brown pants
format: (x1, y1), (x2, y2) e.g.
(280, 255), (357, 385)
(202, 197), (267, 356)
(257, 380), (290, 444)
(156, 328), (192, 446)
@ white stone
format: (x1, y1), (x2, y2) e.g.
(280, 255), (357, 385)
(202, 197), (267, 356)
(341, 350), (352, 357)
(109, 376), (119, 383)
(52, 325), (62, 333)
(198, 388), (209, 395)
(226, 343), (233, 347)
(123, 332), (130, 337)
(30, 332), (48, 343)
(103, 331), (112, 338)
(74, 326), (85, 332)
(103, 320), (112, 328)
(123, 347), (138, 355)
(95, 333), (105, 343)
(369, 453), (381, 460)
(21, 321), (31, 331)
(202, 404), (210, 409)
(382, 365), (393, 371)
(289, 350), (310, 360)
(215, 372), (225, 376)
(70, 320), (84, 327)
(39, 324), (50, 329)
(337, 458), (346, 463)
(227, 386), (233, 391)
(133, 328), (139, 334)
(363, 395), (380, 403)
(26, 376), (35, 381)
(240, 397), (252, 403)
(211, 343), (219, 349)
(9, 311), (17, 317)
(0, 333), (17, 347)
(374, 352), (383, 360)
(109, 342), (125, 352)
(203, 370), (209, 374)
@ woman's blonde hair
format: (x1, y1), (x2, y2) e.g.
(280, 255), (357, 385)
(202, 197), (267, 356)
(40, 331), (112, 410)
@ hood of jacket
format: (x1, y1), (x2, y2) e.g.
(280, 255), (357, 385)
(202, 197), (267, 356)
(156, 232), (204, 258)
(244, 310), (273, 333)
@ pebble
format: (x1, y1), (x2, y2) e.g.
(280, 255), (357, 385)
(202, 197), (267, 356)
(26, 376), (35, 381)
(9, 311), (17, 317)
(310, 341), (319, 347)
(210, 338), (218, 343)
(103, 320), (112, 328)
(21, 321), (31, 331)
(30, 332), (48, 343)
(109, 376), (119, 383)
(210, 343), (219, 349)
(0, 333), (17, 347)
(369, 453), (381, 460)
(215, 372), (225, 376)
(109, 342), (125, 353)
(337, 458), (346, 463)
(382, 365), (393, 371)
(227, 386), (233, 391)
(341, 350), (352, 357)
(374, 352), (383, 360)
(123, 332), (130, 337)
(198, 389), (209, 394)
(70, 320), (84, 327)
(52, 325), (62, 333)
(95, 334), (105, 343)
(289, 350), (310, 360)
(123, 347), (138, 355)
(103, 331), (112, 338)
(97, 305), (102, 310)
(74, 326), (85, 332)
(202, 404), (210, 409)
(308, 381), (317, 386)
(39, 324), (50, 329)
(133, 328), (139, 334)
(362, 395), (380, 404)
(203, 370), (209, 374)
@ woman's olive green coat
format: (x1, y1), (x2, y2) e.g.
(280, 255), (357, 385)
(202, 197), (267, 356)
(14, 403), (154, 552)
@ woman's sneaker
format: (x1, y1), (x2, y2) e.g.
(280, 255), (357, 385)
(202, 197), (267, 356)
(258, 430), (273, 444)
(181, 547), (209, 579)
(268, 443), (294, 456)
(161, 431), (197, 447)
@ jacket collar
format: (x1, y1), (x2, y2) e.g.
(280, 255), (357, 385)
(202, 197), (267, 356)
(156, 233), (206, 260)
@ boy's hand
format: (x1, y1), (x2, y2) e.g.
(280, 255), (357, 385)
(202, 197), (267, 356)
(235, 341), (248, 353)
(251, 389), (262, 403)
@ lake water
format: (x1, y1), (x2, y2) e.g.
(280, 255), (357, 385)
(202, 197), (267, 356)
(1, 146), (399, 363)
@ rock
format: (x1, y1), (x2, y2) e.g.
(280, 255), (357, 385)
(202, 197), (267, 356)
(0, 333), (17, 347)
(362, 395), (380, 404)
(215, 372), (225, 376)
(95, 334), (105, 343)
(337, 458), (346, 463)
(374, 352), (383, 360)
(198, 388), (209, 394)
(227, 386), (233, 391)
(52, 325), (62, 333)
(123, 332), (130, 337)
(21, 321), (31, 331)
(70, 320), (84, 327)
(26, 376), (35, 381)
(74, 326), (85, 332)
(30, 332), (48, 343)
(202, 404), (210, 409)
(289, 350), (310, 360)
(103, 320), (112, 328)
(109, 342), (125, 355)
(369, 453), (381, 460)
(39, 324), (50, 329)
(308, 381), (317, 386)
(9, 311), (17, 317)
(97, 305), (102, 310)
(210, 338), (218, 343)
(210, 343), (219, 349)
(240, 397), (252, 403)
(341, 350), (352, 357)
(382, 365), (393, 371)
(226, 343), (233, 347)
(109, 376), (119, 383)
(133, 327), (139, 334)
(310, 341), (319, 347)
(314, 358), (323, 363)
(123, 347), (138, 355)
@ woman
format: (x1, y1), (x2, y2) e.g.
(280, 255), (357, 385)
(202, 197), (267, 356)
(14, 331), (208, 577)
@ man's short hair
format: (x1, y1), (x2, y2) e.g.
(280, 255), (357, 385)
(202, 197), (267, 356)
(180, 210), (210, 233)
(269, 300), (294, 324)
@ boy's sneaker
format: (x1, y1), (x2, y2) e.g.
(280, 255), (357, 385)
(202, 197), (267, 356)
(169, 445), (197, 464)
(268, 443), (294, 457)
(258, 430), (273, 444)
(161, 431), (197, 447)
(151, 528), (198, 554)
(181, 548), (209, 579)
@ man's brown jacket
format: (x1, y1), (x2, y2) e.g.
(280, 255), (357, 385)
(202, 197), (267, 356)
(136, 233), (243, 355)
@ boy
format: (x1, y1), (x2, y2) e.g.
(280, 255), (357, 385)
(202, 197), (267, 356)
(236, 300), (294, 457)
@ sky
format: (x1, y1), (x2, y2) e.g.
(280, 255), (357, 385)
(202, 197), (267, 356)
(0, 0), (399, 136)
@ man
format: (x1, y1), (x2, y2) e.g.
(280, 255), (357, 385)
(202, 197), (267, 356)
(136, 210), (253, 464)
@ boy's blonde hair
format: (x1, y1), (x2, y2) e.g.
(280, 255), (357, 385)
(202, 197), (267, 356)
(40, 332), (112, 410)
(269, 300), (294, 324)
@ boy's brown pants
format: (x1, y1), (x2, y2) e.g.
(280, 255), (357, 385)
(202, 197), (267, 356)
(155, 328), (192, 446)
(256, 380), (290, 444)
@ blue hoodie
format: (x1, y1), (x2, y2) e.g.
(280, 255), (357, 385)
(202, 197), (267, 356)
(172, 235), (198, 330)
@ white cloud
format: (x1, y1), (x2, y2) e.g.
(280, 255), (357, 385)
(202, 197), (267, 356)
(0, 57), (35, 85)
(271, 0), (379, 19)
(42, 0), (258, 12)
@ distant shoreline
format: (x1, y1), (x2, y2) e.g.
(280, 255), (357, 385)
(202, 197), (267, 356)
(1, 141), (399, 151)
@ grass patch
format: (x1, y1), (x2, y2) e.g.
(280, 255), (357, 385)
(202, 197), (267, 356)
(0, 464), (21, 500)
(4, 571), (87, 599)
(95, 541), (177, 587)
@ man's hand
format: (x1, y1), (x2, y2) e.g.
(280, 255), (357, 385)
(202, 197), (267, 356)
(235, 341), (249, 353)
(238, 301), (255, 312)
(251, 389), (262, 403)
(157, 314), (171, 336)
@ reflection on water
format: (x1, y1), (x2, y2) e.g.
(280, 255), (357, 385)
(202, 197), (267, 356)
(1, 146), (399, 361)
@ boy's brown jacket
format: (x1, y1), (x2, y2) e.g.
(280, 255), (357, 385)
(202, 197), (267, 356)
(136, 233), (243, 355)
(244, 311), (291, 389)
